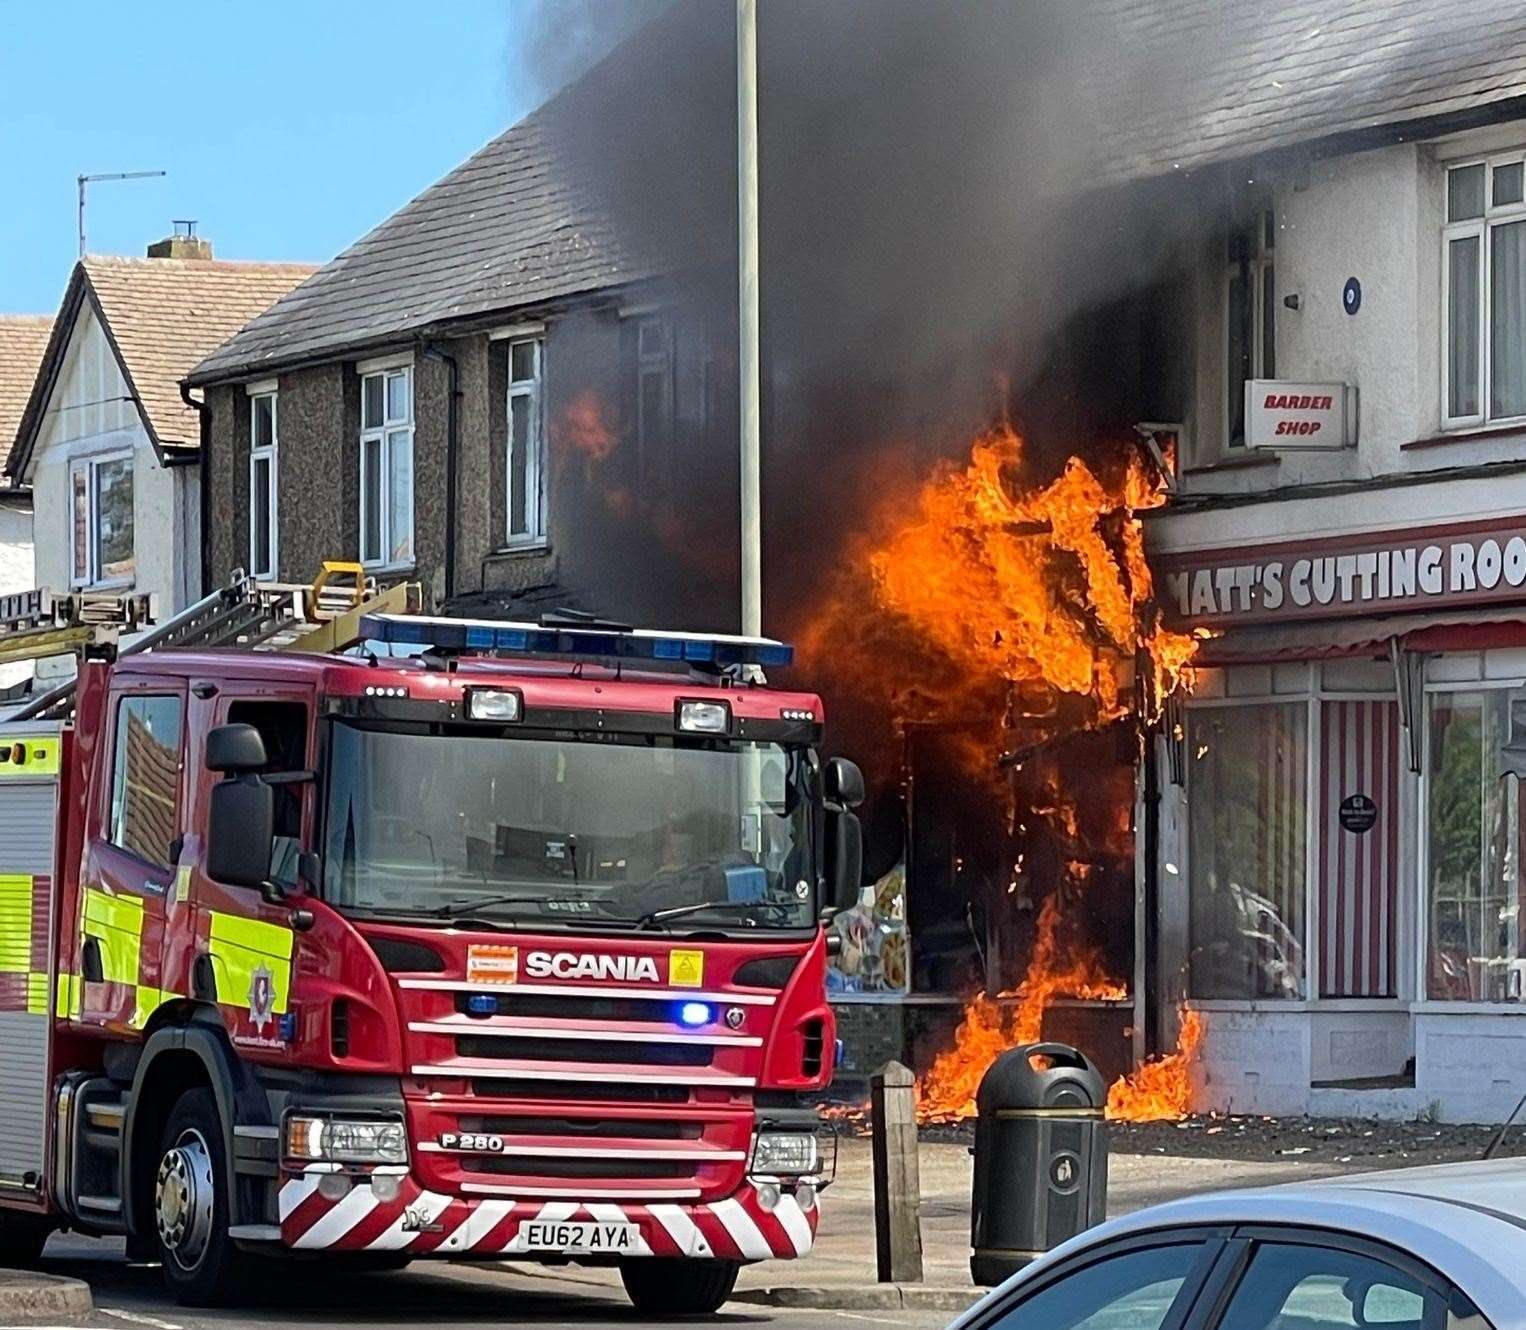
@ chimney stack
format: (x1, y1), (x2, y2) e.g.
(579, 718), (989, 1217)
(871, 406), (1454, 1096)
(147, 220), (212, 260)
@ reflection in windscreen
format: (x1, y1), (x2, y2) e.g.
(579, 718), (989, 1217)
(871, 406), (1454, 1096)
(323, 724), (812, 927)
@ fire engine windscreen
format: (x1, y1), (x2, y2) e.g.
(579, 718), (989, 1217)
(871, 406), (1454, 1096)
(322, 723), (814, 929)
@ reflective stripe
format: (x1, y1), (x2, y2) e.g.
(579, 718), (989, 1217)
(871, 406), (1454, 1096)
(0, 737), (60, 779)
(83, 888), (143, 986)
(132, 985), (179, 1029)
(26, 972), (48, 1016)
(208, 911), (293, 1015)
(55, 971), (80, 1019)
(0, 876), (33, 972)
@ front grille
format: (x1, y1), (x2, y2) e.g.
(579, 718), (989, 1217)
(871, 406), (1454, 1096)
(801, 1018), (825, 1078)
(455, 1035), (713, 1066)
(455, 992), (677, 1023)
(469, 1156), (695, 1180)
(470, 1078), (690, 1104)
(456, 1115), (702, 1139)
(331, 1001), (350, 1058)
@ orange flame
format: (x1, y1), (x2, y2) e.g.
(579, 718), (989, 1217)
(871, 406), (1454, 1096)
(1106, 1010), (1204, 1120)
(556, 390), (617, 471)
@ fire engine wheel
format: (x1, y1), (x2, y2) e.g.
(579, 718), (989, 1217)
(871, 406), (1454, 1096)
(619, 1258), (741, 1315)
(154, 1089), (245, 1306)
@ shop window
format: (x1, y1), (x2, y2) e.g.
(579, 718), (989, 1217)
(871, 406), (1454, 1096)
(1187, 702), (1307, 999)
(1444, 155), (1526, 427)
(1226, 209), (1275, 447)
(1426, 689), (1524, 1001)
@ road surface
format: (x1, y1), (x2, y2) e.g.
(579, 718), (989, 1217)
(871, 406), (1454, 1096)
(35, 1232), (951, 1330)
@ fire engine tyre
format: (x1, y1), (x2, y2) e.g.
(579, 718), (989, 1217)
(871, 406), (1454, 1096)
(619, 1258), (741, 1315)
(0, 1214), (52, 1266)
(153, 1089), (245, 1306)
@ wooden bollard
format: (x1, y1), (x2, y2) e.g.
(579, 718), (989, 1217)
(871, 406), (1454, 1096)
(870, 1059), (924, 1284)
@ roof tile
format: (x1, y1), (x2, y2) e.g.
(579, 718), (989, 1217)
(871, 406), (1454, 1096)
(0, 316), (52, 477)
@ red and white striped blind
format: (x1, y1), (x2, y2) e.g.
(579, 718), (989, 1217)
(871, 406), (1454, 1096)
(1318, 699), (1401, 999)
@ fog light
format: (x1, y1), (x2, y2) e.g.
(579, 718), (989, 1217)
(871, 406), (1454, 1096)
(751, 1132), (820, 1176)
(756, 1182), (780, 1212)
(796, 1182), (818, 1212)
(677, 1001), (714, 1028)
(677, 699), (730, 734)
(317, 1172), (352, 1201)
(467, 688), (522, 722)
(371, 1173), (402, 1203)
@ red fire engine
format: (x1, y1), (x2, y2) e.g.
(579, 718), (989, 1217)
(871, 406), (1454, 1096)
(0, 579), (862, 1314)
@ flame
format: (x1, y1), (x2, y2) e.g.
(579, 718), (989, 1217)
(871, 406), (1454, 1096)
(799, 419), (1204, 1126)
(556, 389), (617, 468)
(916, 887), (1128, 1124)
(1106, 1010), (1204, 1121)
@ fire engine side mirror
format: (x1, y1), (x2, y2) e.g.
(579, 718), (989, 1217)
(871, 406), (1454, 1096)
(824, 757), (865, 809)
(206, 774), (278, 898)
(205, 723), (268, 773)
(825, 809), (863, 917)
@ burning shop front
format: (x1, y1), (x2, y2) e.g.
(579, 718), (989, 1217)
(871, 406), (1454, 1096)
(796, 424), (1201, 1121)
(1147, 475), (1526, 1123)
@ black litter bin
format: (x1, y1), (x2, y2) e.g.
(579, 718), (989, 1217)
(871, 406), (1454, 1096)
(969, 1041), (1107, 1285)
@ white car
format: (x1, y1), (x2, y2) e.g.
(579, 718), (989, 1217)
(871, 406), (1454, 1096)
(948, 1159), (1526, 1329)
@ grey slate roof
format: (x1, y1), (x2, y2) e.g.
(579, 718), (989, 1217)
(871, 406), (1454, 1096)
(191, 0), (1526, 385)
(186, 110), (642, 386)
(1080, 0), (1526, 183)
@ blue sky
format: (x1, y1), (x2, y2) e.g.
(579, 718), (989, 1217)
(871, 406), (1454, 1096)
(0, 1), (636, 314)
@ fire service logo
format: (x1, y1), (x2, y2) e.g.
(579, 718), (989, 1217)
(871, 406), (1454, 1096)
(248, 964), (276, 1034)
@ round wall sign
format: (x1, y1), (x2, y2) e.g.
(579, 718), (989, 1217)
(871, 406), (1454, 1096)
(1343, 277), (1362, 315)
(1339, 793), (1377, 834)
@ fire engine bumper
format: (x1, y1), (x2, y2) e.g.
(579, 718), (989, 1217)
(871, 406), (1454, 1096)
(277, 1169), (818, 1261)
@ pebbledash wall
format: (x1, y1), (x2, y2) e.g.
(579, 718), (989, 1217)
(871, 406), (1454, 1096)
(1144, 117), (1526, 1122)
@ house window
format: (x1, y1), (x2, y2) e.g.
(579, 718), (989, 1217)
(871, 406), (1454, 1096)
(359, 366), (414, 568)
(249, 391), (278, 579)
(1444, 156), (1526, 427)
(108, 694), (183, 868)
(506, 339), (545, 544)
(1426, 688), (1524, 1001)
(69, 452), (135, 587)
(636, 316), (674, 483)
(1186, 701), (1307, 999)
(1226, 210), (1276, 447)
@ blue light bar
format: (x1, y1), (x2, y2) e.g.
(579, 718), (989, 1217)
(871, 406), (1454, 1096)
(359, 613), (794, 668)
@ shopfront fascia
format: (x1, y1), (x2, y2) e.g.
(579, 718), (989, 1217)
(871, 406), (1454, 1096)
(1154, 513), (1526, 1122)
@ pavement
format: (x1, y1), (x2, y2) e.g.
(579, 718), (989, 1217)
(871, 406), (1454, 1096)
(0, 1136), (1352, 1326)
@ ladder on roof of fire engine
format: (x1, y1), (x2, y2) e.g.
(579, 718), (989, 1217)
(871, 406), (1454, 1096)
(3, 562), (424, 723)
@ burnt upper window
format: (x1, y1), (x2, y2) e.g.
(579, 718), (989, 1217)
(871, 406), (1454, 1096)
(1227, 209), (1275, 448)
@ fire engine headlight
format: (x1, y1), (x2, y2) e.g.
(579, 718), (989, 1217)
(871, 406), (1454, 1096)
(751, 1132), (820, 1177)
(286, 1115), (408, 1165)
(467, 688), (522, 722)
(677, 699), (730, 734)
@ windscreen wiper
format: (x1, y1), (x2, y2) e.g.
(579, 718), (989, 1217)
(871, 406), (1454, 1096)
(427, 895), (554, 919)
(635, 900), (782, 930)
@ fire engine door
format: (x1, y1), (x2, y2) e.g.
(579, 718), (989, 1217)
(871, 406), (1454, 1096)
(75, 682), (187, 1035)
(184, 687), (314, 1049)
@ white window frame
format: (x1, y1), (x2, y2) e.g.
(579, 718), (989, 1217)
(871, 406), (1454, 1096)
(248, 390), (278, 580)
(1416, 677), (1526, 1009)
(1442, 151), (1526, 431)
(1223, 210), (1275, 449)
(68, 448), (135, 590)
(358, 364), (414, 570)
(504, 338), (546, 546)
